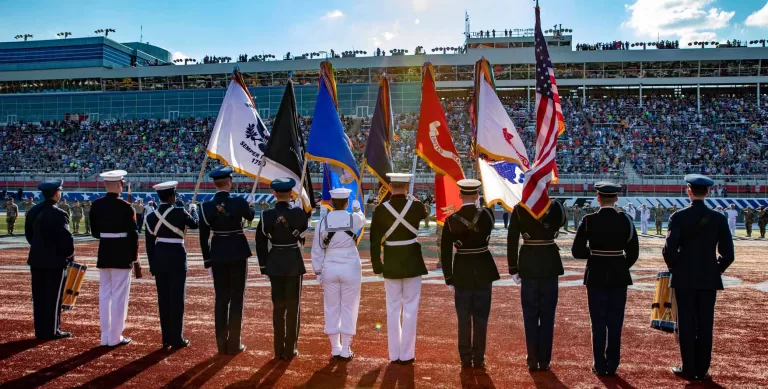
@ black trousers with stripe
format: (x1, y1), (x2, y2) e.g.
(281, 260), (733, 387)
(30, 267), (67, 339)
(270, 275), (303, 358)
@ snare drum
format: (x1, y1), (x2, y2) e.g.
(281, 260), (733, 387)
(650, 271), (676, 333)
(62, 262), (87, 311)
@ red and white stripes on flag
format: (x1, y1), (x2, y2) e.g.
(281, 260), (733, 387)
(520, 4), (566, 219)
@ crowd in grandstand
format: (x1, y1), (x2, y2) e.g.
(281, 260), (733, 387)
(1, 95), (767, 178)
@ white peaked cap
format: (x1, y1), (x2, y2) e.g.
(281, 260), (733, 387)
(100, 170), (127, 182)
(153, 181), (178, 190)
(386, 173), (413, 183)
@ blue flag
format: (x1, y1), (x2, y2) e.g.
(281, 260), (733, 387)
(306, 63), (364, 234)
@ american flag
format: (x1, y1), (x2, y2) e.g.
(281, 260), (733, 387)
(520, 4), (566, 218)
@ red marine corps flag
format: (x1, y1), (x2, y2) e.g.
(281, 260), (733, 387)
(520, 2), (566, 218)
(415, 62), (464, 224)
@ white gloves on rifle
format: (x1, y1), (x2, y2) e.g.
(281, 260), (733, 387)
(512, 274), (522, 285)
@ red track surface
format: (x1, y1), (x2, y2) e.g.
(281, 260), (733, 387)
(0, 232), (767, 388)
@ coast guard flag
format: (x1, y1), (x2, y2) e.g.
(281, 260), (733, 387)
(475, 58), (531, 171)
(206, 69), (286, 186)
(364, 76), (394, 203)
(479, 159), (525, 211)
(306, 62), (364, 235)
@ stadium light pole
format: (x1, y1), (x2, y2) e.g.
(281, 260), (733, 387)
(173, 58), (197, 65)
(57, 32), (72, 39)
(749, 39), (767, 47)
(14, 34), (33, 41)
(95, 29), (116, 37)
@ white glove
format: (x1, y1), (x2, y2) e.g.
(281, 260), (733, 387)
(316, 274), (323, 285)
(208, 268), (213, 277)
(352, 200), (361, 212)
(512, 274), (522, 285)
(447, 285), (454, 291)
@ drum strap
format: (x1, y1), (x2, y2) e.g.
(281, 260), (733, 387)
(152, 207), (184, 238)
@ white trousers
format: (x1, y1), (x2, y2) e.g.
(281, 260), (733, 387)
(99, 268), (132, 346)
(322, 261), (362, 336)
(384, 276), (422, 361)
(729, 219), (736, 236)
(641, 220), (648, 235)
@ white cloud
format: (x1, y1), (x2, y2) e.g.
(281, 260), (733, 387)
(414, 18), (420, 24)
(746, 2), (768, 27)
(412, 0), (428, 11)
(172, 51), (189, 61)
(322, 9), (344, 20)
(383, 32), (396, 41)
(622, 0), (735, 45)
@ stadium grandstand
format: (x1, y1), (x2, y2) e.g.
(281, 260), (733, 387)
(1, 22), (767, 197)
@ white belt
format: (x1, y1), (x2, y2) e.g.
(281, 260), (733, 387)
(100, 232), (128, 238)
(156, 237), (184, 244)
(384, 238), (418, 246)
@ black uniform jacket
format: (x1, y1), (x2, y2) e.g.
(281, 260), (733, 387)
(90, 193), (139, 269)
(369, 194), (428, 279)
(441, 204), (500, 289)
(572, 207), (640, 288)
(507, 201), (566, 279)
(255, 201), (309, 277)
(199, 191), (255, 267)
(26, 199), (75, 269)
(145, 204), (199, 273)
(662, 200), (734, 290)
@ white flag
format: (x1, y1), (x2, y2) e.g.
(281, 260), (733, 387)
(476, 78), (531, 171)
(207, 78), (298, 196)
(478, 158), (524, 212)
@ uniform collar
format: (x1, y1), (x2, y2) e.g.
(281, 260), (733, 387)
(275, 201), (291, 209)
(599, 206), (617, 211)
(691, 200), (706, 207)
(106, 193), (119, 198)
(461, 202), (476, 207)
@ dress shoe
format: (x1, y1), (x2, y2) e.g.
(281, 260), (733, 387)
(229, 345), (246, 355)
(110, 337), (132, 347)
(171, 339), (190, 350)
(162, 343), (170, 349)
(54, 331), (72, 339)
(398, 358), (415, 365)
(391, 360), (401, 364)
(538, 365), (550, 372)
(473, 362), (486, 370)
(671, 367), (697, 381)
(281, 351), (299, 360)
(338, 351), (354, 362)
(331, 354), (341, 361)
(592, 367), (608, 376)
(528, 366), (539, 373)
(461, 361), (473, 369)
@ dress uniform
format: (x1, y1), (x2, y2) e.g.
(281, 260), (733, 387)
(134, 200), (145, 233)
(507, 199), (566, 371)
(145, 181), (199, 349)
(742, 207), (755, 237)
(370, 173), (428, 364)
(71, 200), (83, 234)
(725, 205), (738, 236)
(90, 170), (139, 347)
(654, 205), (665, 235)
(199, 166), (255, 355)
(26, 179), (75, 339)
(663, 174), (735, 382)
(440, 179), (499, 369)
(83, 200), (92, 235)
(639, 204), (651, 235)
(622, 203), (637, 222)
(255, 177), (309, 360)
(6, 198), (18, 235)
(22, 198), (34, 215)
(758, 205), (768, 238)
(571, 182), (639, 376)
(311, 188), (365, 361)
(247, 202), (256, 228)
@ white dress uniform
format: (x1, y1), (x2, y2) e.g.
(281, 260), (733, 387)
(640, 205), (651, 235)
(311, 189), (365, 359)
(622, 204), (637, 221)
(726, 208), (738, 236)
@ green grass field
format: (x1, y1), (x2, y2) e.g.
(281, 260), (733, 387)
(0, 215), (24, 235)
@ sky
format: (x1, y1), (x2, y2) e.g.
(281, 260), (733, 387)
(3, 0), (768, 61)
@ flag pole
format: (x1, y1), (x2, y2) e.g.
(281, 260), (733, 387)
(298, 155), (309, 202)
(409, 154), (418, 194)
(191, 154), (209, 203)
(248, 164), (264, 202)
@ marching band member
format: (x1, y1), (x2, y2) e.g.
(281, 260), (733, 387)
(664, 174), (734, 382)
(369, 173), (428, 365)
(26, 179), (75, 340)
(256, 177), (310, 360)
(507, 199), (566, 372)
(145, 181), (199, 349)
(200, 166), (255, 355)
(311, 188), (365, 361)
(91, 170), (139, 347)
(440, 179), (499, 369)
(571, 182), (639, 377)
